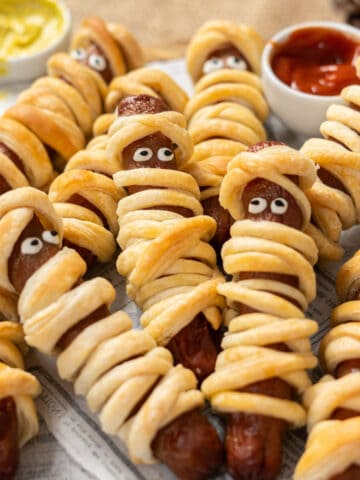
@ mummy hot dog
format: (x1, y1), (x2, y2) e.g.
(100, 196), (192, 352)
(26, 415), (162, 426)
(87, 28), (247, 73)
(0, 117), (54, 195)
(71, 16), (144, 82)
(301, 60), (360, 260)
(0, 16), (143, 190)
(47, 68), (189, 268)
(201, 141), (319, 479)
(0, 186), (224, 479)
(107, 94), (225, 381)
(48, 167), (123, 267)
(41, 12), (143, 136)
(186, 20), (264, 81)
(0, 323), (40, 480)
(295, 251), (360, 480)
(0, 191), (53, 480)
(184, 21), (269, 252)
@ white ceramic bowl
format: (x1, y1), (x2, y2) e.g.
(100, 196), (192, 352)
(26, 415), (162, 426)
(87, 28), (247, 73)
(0, 1), (72, 86)
(261, 21), (360, 137)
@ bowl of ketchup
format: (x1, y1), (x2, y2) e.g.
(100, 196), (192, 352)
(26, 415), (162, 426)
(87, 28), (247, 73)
(262, 21), (360, 136)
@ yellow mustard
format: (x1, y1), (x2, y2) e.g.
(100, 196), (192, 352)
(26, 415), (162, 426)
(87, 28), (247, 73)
(0, 0), (65, 60)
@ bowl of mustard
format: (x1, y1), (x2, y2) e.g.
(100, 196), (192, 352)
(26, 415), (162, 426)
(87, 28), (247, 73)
(0, 0), (71, 85)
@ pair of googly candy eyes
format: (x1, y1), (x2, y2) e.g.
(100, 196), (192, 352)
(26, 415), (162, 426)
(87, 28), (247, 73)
(203, 55), (247, 74)
(248, 197), (289, 215)
(21, 231), (60, 255)
(71, 48), (107, 72)
(133, 147), (175, 162)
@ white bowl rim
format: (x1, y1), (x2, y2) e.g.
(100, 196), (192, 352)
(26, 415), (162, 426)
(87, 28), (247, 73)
(262, 20), (360, 101)
(5, 0), (72, 64)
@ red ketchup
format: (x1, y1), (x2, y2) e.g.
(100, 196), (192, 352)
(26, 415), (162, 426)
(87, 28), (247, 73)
(271, 27), (360, 96)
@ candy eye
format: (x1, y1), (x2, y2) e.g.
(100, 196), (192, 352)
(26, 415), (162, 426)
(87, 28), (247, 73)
(271, 198), (288, 215)
(202, 58), (225, 74)
(157, 147), (174, 162)
(226, 55), (247, 70)
(21, 237), (43, 255)
(248, 197), (267, 214)
(71, 48), (87, 61)
(88, 53), (107, 72)
(42, 230), (60, 245)
(133, 147), (153, 162)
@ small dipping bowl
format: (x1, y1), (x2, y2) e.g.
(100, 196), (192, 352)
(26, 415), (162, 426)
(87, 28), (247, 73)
(261, 21), (360, 137)
(0, 0), (72, 86)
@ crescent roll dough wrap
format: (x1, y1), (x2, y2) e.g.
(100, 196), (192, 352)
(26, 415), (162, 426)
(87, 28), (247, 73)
(48, 164), (124, 263)
(201, 144), (319, 441)
(184, 101), (266, 203)
(295, 417), (360, 480)
(0, 322), (40, 447)
(295, 250), (360, 479)
(0, 190), (45, 452)
(202, 313), (318, 426)
(109, 110), (193, 169)
(4, 85), (86, 172)
(21, 76), (95, 137)
(219, 146), (318, 319)
(48, 52), (107, 122)
(185, 69), (269, 122)
(183, 22), (268, 246)
(0, 188), (63, 297)
(101, 68), (189, 128)
(71, 16), (144, 78)
(22, 274), (203, 465)
(3, 56), (92, 176)
(301, 79), (360, 261)
(108, 110), (225, 348)
(0, 187), (204, 466)
(0, 117), (54, 191)
(48, 71), (183, 264)
(186, 20), (264, 82)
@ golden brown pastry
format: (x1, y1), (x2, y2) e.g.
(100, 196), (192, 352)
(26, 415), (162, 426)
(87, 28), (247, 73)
(0, 186), (223, 479)
(0, 190), (45, 479)
(47, 52), (107, 124)
(103, 67), (189, 122)
(48, 164), (124, 267)
(21, 76), (95, 137)
(0, 117), (54, 194)
(107, 94), (225, 382)
(295, 250), (360, 479)
(185, 69), (269, 121)
(5, 85), (86, 172)
(202, 141), (319, 479)
(184, 21), (269, 252)
(48, 73), (186, 267)
(47, 67), (189, 265)
(301, 72), (360, 261)
(92, 67), (188, 137)
(71, 16), (144, 82)
(186, 20), (264, 82)
(0, 322), (40, 479)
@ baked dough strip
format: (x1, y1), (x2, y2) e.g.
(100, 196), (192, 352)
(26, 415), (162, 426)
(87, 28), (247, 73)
(203, 143), (318, 423)
(301, 58), (360, 261)
(0, 186), (208, 467)
(107, 106), (226, 371)
(47, 68), (189, 266)
(295, 250), (360, 479)
(0, 321), (40, 454)
(183, 21), (269, 208)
